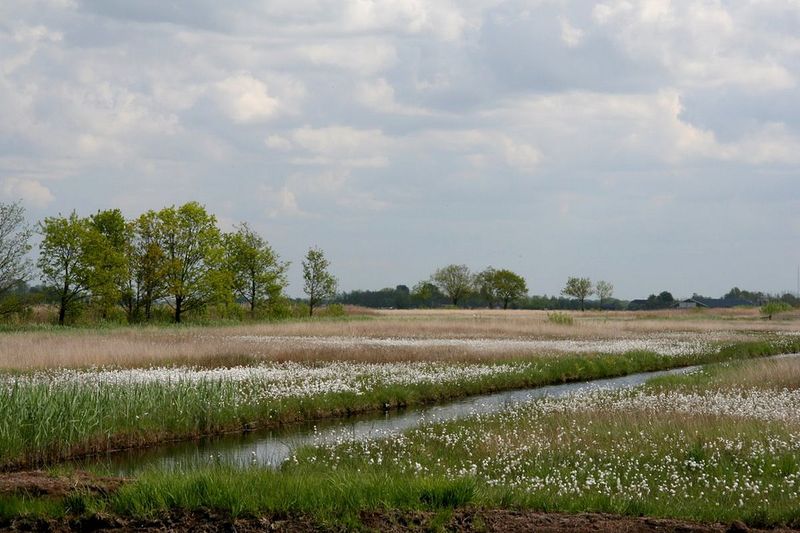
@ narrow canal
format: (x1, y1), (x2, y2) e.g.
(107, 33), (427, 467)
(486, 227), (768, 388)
(79, 362), (710, 475)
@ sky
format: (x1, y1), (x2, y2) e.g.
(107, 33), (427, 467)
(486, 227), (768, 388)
(1, 0), (799, 299)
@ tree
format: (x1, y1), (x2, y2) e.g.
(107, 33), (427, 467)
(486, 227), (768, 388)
(595, 280), (614, 306)
(130, 210), (168, 321)
(38, 212), (95, 325)
(475, 267), (499, 308)
(224, 222), (288, 318)
(411, 281), (442, 308)
(86, 209), (129, 319)
(156, 202), (224, 323)
(492, 269), (528, 310)
(431, 264), (472, 307)
(562, 277), (593, 311)
(302, 247), (337, 316)
(0, 201), (33, 318)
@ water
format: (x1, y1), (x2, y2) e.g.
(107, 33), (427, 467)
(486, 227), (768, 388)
(78, 363), (704, 476)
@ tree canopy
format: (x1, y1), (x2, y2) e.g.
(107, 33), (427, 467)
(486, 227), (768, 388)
(431, 264), (473, 307)
(302, 247), (337, 316)
(561, 277), (593, 311)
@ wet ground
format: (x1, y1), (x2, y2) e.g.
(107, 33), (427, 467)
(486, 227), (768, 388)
(2, 507), (795, 532)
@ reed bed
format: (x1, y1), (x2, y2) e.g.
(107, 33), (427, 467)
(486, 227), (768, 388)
(276, 355), (800, 526)
(0, 309), (793, 369)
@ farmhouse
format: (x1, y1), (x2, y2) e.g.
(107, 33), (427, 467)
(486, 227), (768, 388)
(677, 297), (754, 309)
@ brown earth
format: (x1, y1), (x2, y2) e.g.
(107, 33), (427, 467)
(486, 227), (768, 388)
(3, 509), (799, 532)
(0, 471), (124, 498)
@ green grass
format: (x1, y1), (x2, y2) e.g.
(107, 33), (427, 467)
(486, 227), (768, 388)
(0, 337), (798, 468)
(3, 351), (800, 528)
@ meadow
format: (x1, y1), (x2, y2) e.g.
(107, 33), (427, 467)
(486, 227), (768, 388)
(0, 308), (799, 530)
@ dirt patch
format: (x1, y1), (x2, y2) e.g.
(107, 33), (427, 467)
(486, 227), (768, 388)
(0, 471), (125, 498)
(4, 509), (798, 532)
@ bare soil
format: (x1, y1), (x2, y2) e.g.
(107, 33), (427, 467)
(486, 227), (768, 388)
(3, 508), (799, 532)
(0, 471), (124, 498)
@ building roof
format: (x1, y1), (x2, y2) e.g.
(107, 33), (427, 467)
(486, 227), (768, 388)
(684, 297), (754, 308)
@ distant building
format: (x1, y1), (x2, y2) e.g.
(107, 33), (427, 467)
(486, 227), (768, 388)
(678, 297), (754, 309)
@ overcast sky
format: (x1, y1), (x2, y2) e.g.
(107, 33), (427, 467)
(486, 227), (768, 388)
(2, 1), (799, 299)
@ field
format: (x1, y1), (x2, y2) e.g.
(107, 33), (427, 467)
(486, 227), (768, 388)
(1, 308), (799, 531)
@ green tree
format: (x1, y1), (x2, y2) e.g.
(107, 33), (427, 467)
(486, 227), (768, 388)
(475, 267), (499, 308)
(302, 246), (337, 316)
(156, 202), (224, 323)
(224, 222), (288, 318)
(131, 210), (168, 321)
(87, 209), (129, 320)
(0, 201), (33, 318)
(37, 212), (95, 325)
(492, 269), (528, 309)
(562, 276), (593, 311)
(411, 281), (442, 308)
(431, 264), (472, 307)
(595, 280), (614, 306)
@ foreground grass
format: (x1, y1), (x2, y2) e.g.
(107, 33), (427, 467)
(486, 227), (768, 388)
(3, 350), (800, 528)
(1, 337), (797, 469)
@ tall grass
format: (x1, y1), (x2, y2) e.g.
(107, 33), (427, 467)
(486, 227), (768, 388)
(1, 309), (796, 369)
(0, 338), (797, 469)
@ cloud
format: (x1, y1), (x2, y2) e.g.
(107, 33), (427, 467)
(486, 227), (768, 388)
(355, 78), (431, 115)
(269, 126), (393, 168)
(559, 17), (584, 48)
(1, 177), (55, 208)
(215, 73), (280, 123)
(298, 39), (397, 75)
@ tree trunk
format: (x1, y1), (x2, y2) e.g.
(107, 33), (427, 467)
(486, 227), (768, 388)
(251, 280), (257, 319)
(175, 296), (182, 323)
(59, 278), (69, 326)
(309, 299), (315, 316)
(58, 297), (66, 326)
(503, 299), (509, 310)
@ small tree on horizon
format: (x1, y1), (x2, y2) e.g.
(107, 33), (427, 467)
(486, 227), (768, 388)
(595, 280), (614, 307)
(302, 246), (337, 316)
(493, 269), (528, 310)
(562, 276), (593, 311)
(431, 264), (473, 307)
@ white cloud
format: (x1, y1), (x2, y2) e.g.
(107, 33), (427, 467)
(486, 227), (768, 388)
(559, 17), (584, 48)
(216, 73), (280, 122)
(501, 137), (542, 173)
(1, 177), (55, 208)
(284, 125), (392, 167)
(592, 0), (795, 90)
(355, 78), (431, 115)
(341, 0), (470, 41)
(265, 135), (293, 151)
(298, 40), (396, 74)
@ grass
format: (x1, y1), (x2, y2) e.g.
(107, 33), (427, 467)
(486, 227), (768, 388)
(0, 336), (796, 469)
(1, 336), (800, 527)
(1, 310), (799, 527)
(2, 308), (799, 369)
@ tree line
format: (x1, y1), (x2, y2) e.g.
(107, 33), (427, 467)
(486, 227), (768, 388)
(0, 200), (340, 325)
(1, 200), (797, 324)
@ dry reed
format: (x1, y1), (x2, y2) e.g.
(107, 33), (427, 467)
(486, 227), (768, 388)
(0, 309), (794, 370)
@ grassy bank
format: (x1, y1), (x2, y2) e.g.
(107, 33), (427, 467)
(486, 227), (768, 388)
(1, 337), (798, 469)
(3, 353), (800, 529)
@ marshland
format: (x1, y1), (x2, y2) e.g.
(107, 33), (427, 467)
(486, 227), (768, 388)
(1, 308), (800, 531)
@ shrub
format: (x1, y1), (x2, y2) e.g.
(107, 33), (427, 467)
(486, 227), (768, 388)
(547, 312), (574, 325)
(761, 301), (792, 319)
